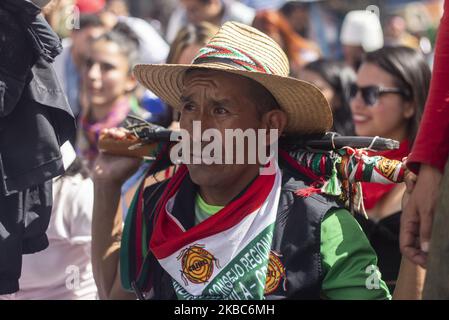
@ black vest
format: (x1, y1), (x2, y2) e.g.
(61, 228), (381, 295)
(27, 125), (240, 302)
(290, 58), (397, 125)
(141, 163), (341, 300)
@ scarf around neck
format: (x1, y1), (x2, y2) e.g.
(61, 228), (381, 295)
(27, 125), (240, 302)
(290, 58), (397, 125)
(121, 159), (282, 300)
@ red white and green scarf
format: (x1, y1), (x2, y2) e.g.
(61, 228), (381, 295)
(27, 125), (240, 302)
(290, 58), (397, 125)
(121, 159), (282, 300)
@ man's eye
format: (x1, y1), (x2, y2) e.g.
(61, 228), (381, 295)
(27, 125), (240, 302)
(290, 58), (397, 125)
(182, 103), (195, 111)
(213, 107), (229, 115)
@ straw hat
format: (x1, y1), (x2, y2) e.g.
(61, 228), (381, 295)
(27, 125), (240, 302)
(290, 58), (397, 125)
(134, 21), (332, 135)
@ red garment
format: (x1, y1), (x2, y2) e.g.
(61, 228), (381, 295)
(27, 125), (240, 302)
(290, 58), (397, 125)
(408, 0), (449, 174)
(79, 98), (130, 164)
(75, 0), (105, 13)
(362, 140), (410, 210)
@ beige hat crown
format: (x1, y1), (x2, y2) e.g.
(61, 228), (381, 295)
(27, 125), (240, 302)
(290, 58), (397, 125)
(191, 22), (290, 77)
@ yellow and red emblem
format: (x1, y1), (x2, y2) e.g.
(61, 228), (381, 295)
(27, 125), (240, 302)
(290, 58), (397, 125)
(376, 157), (399, 181)
(264, 251), (286, 295)
(177, 244), (220, 285)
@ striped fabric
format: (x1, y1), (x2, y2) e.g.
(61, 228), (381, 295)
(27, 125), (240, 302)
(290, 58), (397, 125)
(193, 44), (275, 74)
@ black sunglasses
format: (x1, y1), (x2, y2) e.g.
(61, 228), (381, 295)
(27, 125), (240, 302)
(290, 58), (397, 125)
(349, 84), (410, 106)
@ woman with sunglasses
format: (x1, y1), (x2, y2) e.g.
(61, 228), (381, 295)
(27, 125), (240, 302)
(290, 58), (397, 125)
(350, 46), (431, 295)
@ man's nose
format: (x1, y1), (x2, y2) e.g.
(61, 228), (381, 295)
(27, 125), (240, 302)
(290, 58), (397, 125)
(183, 109), (213, 142)
(198, 110), (214, 129)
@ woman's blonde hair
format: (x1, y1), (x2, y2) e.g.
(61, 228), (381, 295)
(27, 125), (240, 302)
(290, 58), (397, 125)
(166, 22), (220, 64)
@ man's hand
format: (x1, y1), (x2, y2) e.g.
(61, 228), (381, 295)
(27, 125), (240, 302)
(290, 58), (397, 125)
(400, 164), (443, 267)
(91, 128), (142, 299)
(93, 128), (142, 186)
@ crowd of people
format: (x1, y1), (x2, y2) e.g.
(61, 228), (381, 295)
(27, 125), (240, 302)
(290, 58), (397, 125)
(1, 0), (448, 300)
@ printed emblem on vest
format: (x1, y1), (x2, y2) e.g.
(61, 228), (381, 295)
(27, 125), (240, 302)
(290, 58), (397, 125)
(177, 244), (221, 285)
(264, 251), (286, 295)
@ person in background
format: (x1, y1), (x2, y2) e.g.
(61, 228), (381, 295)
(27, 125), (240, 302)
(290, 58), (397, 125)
(41, 0), (75, 39)
(75, 0), (105, 14)
(0, 143), (97, 300)
(350, 46), (430, 293)
(298, 59), (355, 136)
(279, 0), (342, 59)
(279, 0), (311, 38)
(252, 10), (320, 75)
(102, 0), (128, 17)
(384, 15), (420, 50)
(401, 0), (449, 299)
(0, 0), (76, 296)
(77, 22), (150, 168)
(340, 10), (384, 71)
(98, 0), (171, 128)
(165, 0), (255, 43)
(166, 22), (219, 65)
(54, 14), (106, 125)
(241, 0), (285, 10)
(100, 0), (169, 64)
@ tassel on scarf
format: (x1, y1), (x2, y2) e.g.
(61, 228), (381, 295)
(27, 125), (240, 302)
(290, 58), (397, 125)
(321, 155), (342, 196)
(295, 179), (325, 197)
(295, 185), (323, 197)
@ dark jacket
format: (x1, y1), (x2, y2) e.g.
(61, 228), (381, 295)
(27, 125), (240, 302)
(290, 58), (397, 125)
(0, 1), (74, 195)
(0, 0), (75, 295)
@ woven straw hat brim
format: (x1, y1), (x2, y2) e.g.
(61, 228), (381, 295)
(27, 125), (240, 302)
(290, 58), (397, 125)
(134, 63), (333, 135)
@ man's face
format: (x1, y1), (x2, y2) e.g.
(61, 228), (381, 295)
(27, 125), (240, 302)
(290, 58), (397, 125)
(179, 70), (276, 189)
(181, 0), (222, 24)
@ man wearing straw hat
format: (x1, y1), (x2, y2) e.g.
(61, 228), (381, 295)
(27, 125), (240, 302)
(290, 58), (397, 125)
(91, 22), (391, 300)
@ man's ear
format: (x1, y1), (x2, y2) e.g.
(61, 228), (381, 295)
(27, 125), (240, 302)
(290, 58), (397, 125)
(263, 109), (288, 145)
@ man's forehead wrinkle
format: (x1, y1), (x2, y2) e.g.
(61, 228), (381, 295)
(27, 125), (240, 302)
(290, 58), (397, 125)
(182, 74), (226, 105)
(184, 75), (220, 91)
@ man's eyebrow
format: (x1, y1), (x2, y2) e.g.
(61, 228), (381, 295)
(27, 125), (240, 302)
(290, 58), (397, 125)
(180, 95), (192, 103)
(212, 98), (231, 106)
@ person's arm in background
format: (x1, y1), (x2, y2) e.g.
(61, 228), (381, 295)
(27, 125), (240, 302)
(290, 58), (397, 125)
(91, 130), (142, 300)
(394, 169), (426, 299)
(401, 0), (449, 267)
(393, 257), (426, 299)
